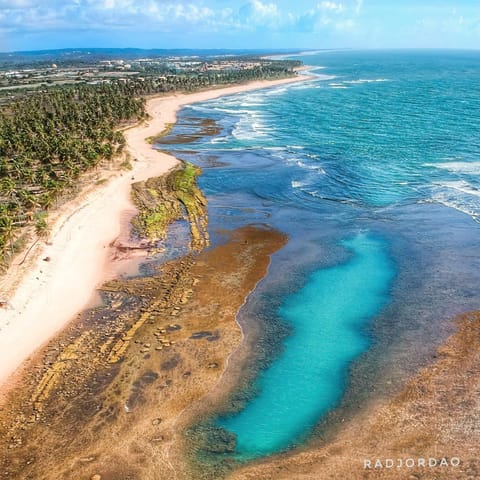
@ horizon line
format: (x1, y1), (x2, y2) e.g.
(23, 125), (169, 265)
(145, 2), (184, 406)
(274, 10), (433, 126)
(2, 46), (480, 56)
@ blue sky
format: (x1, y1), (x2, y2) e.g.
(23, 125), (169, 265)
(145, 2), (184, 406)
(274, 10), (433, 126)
(1, 0), (479, 52)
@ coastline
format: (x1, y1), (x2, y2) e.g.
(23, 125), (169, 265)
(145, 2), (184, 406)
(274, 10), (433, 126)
(0, 71), (311, 389)
(0, 62), (478, 480)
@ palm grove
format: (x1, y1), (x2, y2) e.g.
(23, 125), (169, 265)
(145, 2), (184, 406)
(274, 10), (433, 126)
(0, 60), (299, 268)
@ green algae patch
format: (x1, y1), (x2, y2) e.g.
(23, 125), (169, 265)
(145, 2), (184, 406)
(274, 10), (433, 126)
(156, 118), (222, 145)
(146, 122), (174, 144)
(131, 161), (209, 251)
(169, 161), (197, 193)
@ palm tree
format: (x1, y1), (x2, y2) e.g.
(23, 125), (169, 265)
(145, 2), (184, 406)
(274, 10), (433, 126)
(0, 214), (15, 258)
(34, 212), (50, 240)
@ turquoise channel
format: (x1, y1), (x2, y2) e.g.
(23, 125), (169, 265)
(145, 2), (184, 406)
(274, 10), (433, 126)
(218, 233), (395, 459)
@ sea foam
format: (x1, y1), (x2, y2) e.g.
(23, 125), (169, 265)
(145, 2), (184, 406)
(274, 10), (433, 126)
(426, 161), (480, 175)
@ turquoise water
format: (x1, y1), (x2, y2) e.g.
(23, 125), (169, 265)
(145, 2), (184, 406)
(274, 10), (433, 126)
(218, 233), (394, 458)
(184, 50), (480, 222)
(161, 50), (480, 464)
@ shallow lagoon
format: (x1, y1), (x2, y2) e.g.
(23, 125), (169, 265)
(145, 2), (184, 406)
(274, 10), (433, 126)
(218, 233), (394, 458)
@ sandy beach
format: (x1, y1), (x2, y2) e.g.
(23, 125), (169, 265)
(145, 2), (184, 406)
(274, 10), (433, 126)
(0, 72), (310, 389)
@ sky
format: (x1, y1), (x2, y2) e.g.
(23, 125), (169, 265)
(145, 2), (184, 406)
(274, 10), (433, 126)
(0, 0), (479, 52)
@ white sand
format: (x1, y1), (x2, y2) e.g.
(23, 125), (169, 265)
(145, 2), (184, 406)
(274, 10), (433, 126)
(0, 73), (310, 388)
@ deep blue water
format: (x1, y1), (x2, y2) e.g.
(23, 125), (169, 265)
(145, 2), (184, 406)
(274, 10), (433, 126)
(160, 50), (480, 462)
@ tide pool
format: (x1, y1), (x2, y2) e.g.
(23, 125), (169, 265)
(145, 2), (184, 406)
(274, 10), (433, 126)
(217, 233), (394, 459)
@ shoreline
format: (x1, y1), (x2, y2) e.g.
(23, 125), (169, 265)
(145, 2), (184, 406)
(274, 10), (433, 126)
(0, 224), (289, 479)
(0, 72), (311, 389)
(0, 65), (478, 480)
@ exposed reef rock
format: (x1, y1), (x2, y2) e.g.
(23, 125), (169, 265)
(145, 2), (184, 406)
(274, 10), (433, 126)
(131, 162), (209, 251)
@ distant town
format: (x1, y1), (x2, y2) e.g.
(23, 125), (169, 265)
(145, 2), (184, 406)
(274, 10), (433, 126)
(0, 50), (302, 101)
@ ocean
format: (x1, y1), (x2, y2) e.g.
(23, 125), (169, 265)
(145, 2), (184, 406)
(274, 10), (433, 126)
(159, 50), (480, 463)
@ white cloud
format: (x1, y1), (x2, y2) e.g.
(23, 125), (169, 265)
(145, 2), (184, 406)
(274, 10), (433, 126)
(180, 5), (214, 22)
(238, 0), (281, 28)
(335, 18), (355, 30)
(294, 0), (361, 33)
(2, 0), (479, 51)
(252, 0), (279, 18)
(0, 0), (366, 37)
(319, 2), (345, 14)
(0, 0), (36, 7)
(102, 0), (116, 9)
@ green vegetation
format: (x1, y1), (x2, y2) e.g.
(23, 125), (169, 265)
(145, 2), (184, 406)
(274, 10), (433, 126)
(132, 162), (208, 251)
(119, 158), (133, 171)
(34, 212), (50, 239)
(146, 122), (174, 144)
(169, 161), (197, 193)
(170, 164), (209, 251)
(0, 57), (299, 266)
(132, 173), (182, 240)
(0, 81), (144, 265)
(0, 58), (301, 100)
